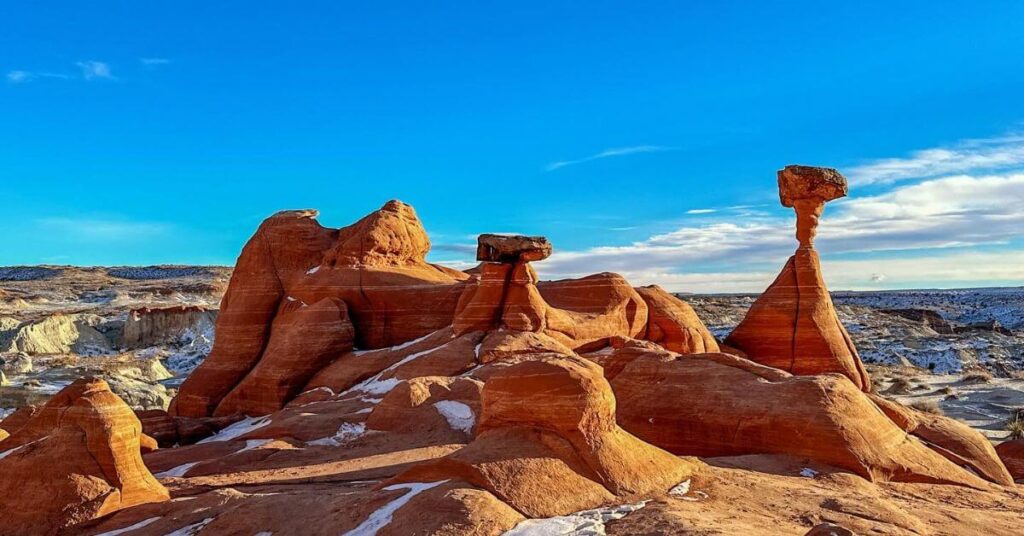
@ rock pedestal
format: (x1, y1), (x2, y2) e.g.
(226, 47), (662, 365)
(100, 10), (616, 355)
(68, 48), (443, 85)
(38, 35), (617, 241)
(726, 165), (871, 391)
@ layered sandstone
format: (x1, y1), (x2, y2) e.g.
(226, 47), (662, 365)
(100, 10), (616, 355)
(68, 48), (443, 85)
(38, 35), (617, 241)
(390, 355), (696, 520)
(606, 347), (996, 488)
(0, 378), (168, 534)
(121, 305), (217, 348)
(726, 165), (870, 391)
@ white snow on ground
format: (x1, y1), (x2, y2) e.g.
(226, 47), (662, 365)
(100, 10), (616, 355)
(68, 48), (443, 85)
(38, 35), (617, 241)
(502, 501), (649, 536)
(235, 438), (273, 454)
(433, 400), (475, 433)
(669, 479), (691, 497)
(94, 516), (162, 536)
(154, 462), (200, 478)
(345, 336), (453, 397)
(163, 517), (214, 536)
(0, 435), (48, 460)
(0, 407), (13, 420)
(800, 468), (819, 478)
(196, 416), (272, 444)
(306, 265), (321, 275)
(386, 330), (439, 352)
(341, 480), (449, 536)
(307, 422), (366, 447)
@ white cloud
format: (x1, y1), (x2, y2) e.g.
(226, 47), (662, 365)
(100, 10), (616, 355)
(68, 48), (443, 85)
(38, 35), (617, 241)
(6, 70), (31, 83)
(848, 134), (1024, 186)
(533, 172), (1024, 292)
(76, 60), (114, 80)
(35, 218), (169, 242)
(686, 209), (717, 214)
(545, 145), (676, 171)
(140, 57), (171, 67)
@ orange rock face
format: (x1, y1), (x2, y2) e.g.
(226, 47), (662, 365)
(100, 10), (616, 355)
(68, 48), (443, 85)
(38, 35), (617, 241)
(726, 166), (871, 391)
(606, 349), (997, 488)
(391, 355), (696, 519)
(172, 202), (469, 418)
(634, 285), (719, 353)
(0, 378), (169, 534)
(995, 439), (1024, 480)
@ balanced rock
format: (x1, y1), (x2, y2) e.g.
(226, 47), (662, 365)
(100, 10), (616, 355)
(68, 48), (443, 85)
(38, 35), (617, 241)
(726, 165), (871, 391)
(0, 378), (169, 534)
(778, 164), (848, 247)
(390, 355), (695, 519)
(476, 233), (552, 263)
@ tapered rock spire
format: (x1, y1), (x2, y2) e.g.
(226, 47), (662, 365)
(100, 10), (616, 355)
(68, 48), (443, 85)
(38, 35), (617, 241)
(726, 165), (871, 391)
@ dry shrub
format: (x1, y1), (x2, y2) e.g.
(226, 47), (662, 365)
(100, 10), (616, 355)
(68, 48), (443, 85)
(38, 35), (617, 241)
(909, 400), (943, 415)
(962, 370), (993, 384)
(886, 378), (913, 395)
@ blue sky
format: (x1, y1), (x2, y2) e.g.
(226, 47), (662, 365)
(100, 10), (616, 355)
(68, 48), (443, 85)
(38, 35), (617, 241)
(2, 2), (1023, 291)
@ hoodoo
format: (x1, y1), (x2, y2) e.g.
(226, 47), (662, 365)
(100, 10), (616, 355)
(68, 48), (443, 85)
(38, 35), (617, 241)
(0, 378), (169, 534)
(726, 165), (872, 391)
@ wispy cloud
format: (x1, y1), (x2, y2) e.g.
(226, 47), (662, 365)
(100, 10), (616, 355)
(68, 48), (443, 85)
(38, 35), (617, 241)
(848, 134), (1024, 186)
(534, 172), (1024, 292)
(76, 60), (114, 80)
(7, 60), (114, 83)
(140, 57), (171, 68)
(35, 217), (169, 242)
(6, 70), (73, 83)
(686, 209), (717, 215)
(545, 145), (676, 172)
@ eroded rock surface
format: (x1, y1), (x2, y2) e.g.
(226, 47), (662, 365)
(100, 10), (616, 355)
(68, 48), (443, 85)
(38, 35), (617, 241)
(0, 378), (168, 534)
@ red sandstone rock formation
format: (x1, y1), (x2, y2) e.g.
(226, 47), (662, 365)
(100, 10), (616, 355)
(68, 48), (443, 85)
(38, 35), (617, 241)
(605, 347), (998, 488)
(171, 202), (469, 418)
(635, 285), (719, 353)
(454, 234), (649, 349)
(726, 165), (871, 391)
(995, 439), (1024, 480)
(388, 355), (696, 525)
(0, 378), (168, 534)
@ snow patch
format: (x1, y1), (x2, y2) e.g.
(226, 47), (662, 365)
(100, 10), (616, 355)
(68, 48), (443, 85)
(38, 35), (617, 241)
(342, 480), (448, 536)
(154, 462), (200, 478)
(163, 517), (214, 536)
(306, 265), (321, 275)
(669, 479), (691, 497)
(307, 422), (366, 447)
(502, 501), (649, 536)
(197, 416), (271, 444)
(800, 467), (818, 478)
(95, 516), (162, 536)
(235, 439), (273, 454)
(433, 400), (475, 433)
(0, 435), (48, 460)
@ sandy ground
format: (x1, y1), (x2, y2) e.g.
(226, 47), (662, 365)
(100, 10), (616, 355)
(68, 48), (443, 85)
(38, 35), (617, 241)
(870, 365), (1024, 441)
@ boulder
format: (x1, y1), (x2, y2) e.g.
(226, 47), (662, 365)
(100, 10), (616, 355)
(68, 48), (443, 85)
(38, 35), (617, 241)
(995, 439), (1024, 480)
(366, 376), (483, 443)
(0, 378), (168, 534)
(0, 352), (33, 375)
(476, 234), (552, 263)
(390, 355), (696, 518)
(634, 285), (719, 353)
(607, 349), (992, 488)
